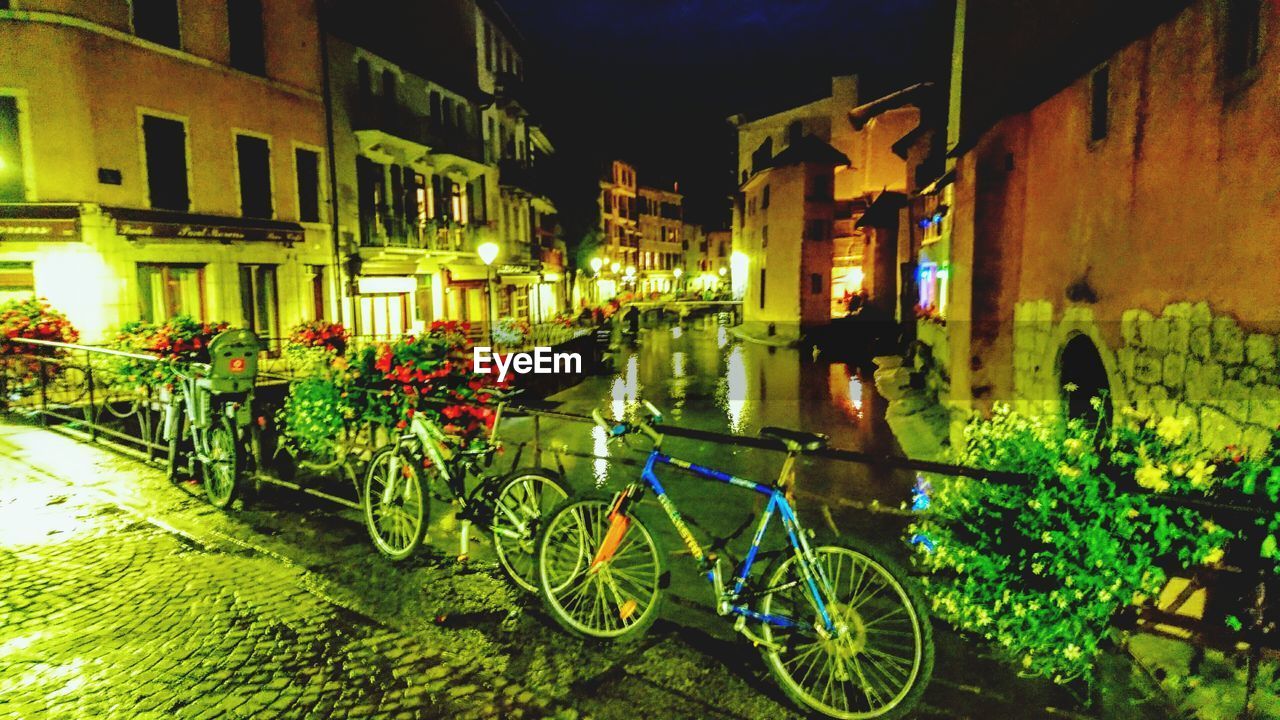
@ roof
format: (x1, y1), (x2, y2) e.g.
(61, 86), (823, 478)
(855, 192), (908, 229)
(764, 135), (850, 170)
(848, 82), (934, 130)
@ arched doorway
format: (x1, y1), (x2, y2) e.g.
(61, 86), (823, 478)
(1059, 333), (1112, 426)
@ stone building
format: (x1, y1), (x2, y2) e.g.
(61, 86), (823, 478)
(729, 76), (917, 339)
(324, 0), (562, 338)
(635, 184), (683, 294)
(597, 159), (639, 297)
(914, 0), (1280, 451)
(0, 1), (334, 343)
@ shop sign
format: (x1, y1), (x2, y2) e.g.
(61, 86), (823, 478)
(0, 218), (78, 241)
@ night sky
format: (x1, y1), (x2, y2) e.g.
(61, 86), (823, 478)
(499, 0), (954, 231)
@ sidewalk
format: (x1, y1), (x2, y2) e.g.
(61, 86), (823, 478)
(0, 423), (561, 720)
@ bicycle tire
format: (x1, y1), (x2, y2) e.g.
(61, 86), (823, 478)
(535, 493), (665, 643)
(202, 415), (240, 509)
(490, 468), (569, 592)
(363, 446), (428, 561)
(758, 541), (933, 720)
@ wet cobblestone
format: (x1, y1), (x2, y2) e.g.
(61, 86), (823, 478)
(0, 463), (551, 719)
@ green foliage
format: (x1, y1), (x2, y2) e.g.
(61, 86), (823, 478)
(0, 297), (80, 401)
(110, 316), (230, 389)
(910, 401), (1233, 688)
(277, 321), (502, 460)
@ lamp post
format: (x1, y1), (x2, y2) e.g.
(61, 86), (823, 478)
(477, 241), (500, 345)
(673, 266), (683, 296)
(589, 256), (603, 304)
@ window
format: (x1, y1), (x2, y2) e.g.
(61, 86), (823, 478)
(357, 59), (372, 98)
(132, 0), (181, 49)
(1224, 0), (1263, 79)
(0, 96), (26, 202)
(758, 269), (766, 309)
(357, 156), (386, 242)
(484, 23), (495, 71)
(761, 225), (768, 248)
(761, 184), (770, 209)
(227, 0), (265, 75)
(239, 264), (279, 339)
(138, 264), (205, 322)
(295, 148), (321, 222)
(1090, 65), (1109, 142)
(805, 219), (829, 241)
(142, 114), (189, 211)
(235, 134), (272, 218)
(310, 265), (326, 320)
(811, 273), (823, 295)
(0, 261), (35, 305)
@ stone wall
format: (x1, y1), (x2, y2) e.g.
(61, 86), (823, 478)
(1119, 302), (1280, 453)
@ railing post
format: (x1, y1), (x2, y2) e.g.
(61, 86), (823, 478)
(532, 413), (542, 470)
(37, 357), (49, 427)
(85, 347), (97, 441)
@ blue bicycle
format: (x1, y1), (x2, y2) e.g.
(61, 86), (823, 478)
(535, 401), (934, 719)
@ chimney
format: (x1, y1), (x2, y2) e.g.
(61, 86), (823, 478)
(831, 75), (859, 111)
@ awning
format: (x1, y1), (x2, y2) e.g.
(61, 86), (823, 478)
(0, 203), (81, 241)
(855, 192), (908, 229)
(106, 207), (305, 244)
(917, 168), (956, 197)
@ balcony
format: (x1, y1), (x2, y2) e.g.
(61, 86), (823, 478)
(426, 122), (486, 170)
(494, 70), (530, 116)
(350, 101), (430, 156)
(359, 210), (477, 254)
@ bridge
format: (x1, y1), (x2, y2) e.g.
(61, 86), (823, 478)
(614, 299), (742, 328)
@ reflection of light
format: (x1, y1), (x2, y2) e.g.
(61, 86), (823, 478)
(591, 425), (610, 487)
(672, 351), (685, 378)
(721, 345), (749, 433)
(672, 325), (682, 339)
(0, 487), (90, 546)
(829, 364), (863, 421)
(716, 324), (728, 349)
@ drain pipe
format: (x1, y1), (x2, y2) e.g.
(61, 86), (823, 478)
(317, 1), (353, 330)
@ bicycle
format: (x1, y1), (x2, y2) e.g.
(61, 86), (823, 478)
(362, 389), (568, 592)
(535, 401), (934, 719)
(163, 330), (261, 509)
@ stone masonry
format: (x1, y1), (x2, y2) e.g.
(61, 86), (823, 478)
(1119, 302), (1280, 452)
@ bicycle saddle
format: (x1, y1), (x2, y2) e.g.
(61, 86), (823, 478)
(760, 426), (829, 453)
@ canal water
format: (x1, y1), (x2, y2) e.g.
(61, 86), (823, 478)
(505, 313), (918, 577)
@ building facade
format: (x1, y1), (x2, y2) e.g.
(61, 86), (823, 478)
(729, 75), (917, 339)
(324, 0), (563, 339)
(914, 0), (1280, 452)
(635, 184), (683, 294)
(0, 1), (334, 343)
(597, 159), (639, 297)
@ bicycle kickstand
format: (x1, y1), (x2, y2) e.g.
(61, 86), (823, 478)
(457, 518), (471, 562)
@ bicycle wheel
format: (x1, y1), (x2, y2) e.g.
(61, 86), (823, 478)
(536, 495), (664, 642)
(363, 446), (428, 561)
(759, 543), (933, 720)
(490, 469), (568, 592)
(201, 415), (240, 509)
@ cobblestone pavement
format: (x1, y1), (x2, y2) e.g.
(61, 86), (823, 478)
(0, 422), (1170, 719)
(0, 439), (556, 719)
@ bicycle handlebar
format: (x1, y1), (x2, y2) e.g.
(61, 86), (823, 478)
(592, 403), (664, 445)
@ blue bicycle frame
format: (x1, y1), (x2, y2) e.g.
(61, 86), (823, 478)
(627, 449), (838, 634)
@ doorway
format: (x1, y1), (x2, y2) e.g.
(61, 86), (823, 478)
(356, 292), (409, 339)
(1059, 333), (1112, 426)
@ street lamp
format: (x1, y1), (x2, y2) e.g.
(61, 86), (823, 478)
(478, 241), (500, 345)
(610, 261), (621, 275)
(673, 267), (683, 296)
(589, 257), (604, 304)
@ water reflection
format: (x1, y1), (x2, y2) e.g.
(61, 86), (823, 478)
(719, 345), (750, 433)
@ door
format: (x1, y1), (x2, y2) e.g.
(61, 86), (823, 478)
(357, 293), (409, 339)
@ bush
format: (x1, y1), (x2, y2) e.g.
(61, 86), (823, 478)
(284, 321), (349, 377)
(0, 297), (80, 401)
(111, 316), (230, 389)
(278, 320), (503, 460)
(910, 401), (1232, 688)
